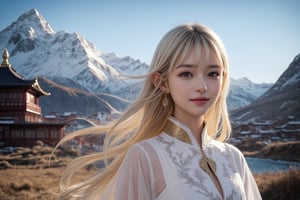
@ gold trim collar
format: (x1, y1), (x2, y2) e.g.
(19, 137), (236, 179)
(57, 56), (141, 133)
(163, 118), (193, 144)
(163, 117), (217, 176)
(163, 117), (210, 148)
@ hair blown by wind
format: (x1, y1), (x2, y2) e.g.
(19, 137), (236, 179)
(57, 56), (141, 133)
(57, 23), (231, 199)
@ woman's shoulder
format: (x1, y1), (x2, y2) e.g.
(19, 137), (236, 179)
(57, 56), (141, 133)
(120, 138), (164, 177)
(126, 137), (162, 160)
(211, 139), (244, 158)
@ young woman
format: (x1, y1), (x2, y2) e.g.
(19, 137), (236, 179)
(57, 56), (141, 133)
(58, 23), (262, 199)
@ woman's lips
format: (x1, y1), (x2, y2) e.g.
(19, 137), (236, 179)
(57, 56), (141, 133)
(190, 98), (210, 105)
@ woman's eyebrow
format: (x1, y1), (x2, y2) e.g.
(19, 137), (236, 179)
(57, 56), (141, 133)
(175, 64), (222, 69)
(175, 64), (195, 69)
(208, 64), (222, 69)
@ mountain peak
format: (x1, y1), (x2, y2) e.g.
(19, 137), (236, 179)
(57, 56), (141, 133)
(4, 8), (54, 36)
(266, 53), (300, 93)
(236, 77), (252, 84)
(18, 8), (54, 34)
(230, 53), (300, 122)
(292, 53), (300, 65)
(20, 8), (40, 18)
(0, 9), (57, 57)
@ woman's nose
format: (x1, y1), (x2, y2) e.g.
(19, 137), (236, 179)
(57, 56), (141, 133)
(195, 81), (208, 93)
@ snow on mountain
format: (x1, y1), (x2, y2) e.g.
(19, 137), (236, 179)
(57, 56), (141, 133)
(262, 53), (300, 98)
(228, 77), (272, 110)
(0, 9), (273, 114)
(230, 53), (300, 122)
(102, 53), (148, 76)
(0, 9), (148, 95)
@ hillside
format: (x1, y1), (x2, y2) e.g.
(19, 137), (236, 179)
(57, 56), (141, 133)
(230, 53), (300, 122)
(238, 140), (300, 162)
(256, 141), (300, 162)
(38, 78), (129, 115)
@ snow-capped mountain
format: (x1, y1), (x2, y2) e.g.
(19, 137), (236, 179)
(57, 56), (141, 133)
(0, 9), (272, 115)
(230, 53), (300, 122)
(0, 9), (148, 96)
(261, 54), (300, 98)
(228, 77), (272, 110)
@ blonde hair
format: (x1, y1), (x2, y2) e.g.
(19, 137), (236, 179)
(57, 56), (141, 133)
(57, 23), (231, 199)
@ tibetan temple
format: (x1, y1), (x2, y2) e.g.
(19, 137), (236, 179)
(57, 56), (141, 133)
(0, 49), (65, 147)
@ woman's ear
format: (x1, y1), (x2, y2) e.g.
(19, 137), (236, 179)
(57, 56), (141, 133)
(150, 72), (169, 92)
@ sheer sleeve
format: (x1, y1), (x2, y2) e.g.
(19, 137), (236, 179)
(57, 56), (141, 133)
(240, 156), (262, 200)
(231, 146), (262, 200)
(113, 143), (156, 200)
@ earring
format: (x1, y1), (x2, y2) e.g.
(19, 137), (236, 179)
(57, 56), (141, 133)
(162, 93), (169, 107)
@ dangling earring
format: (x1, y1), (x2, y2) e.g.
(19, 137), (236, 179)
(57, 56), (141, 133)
(162, 93), (169, 107)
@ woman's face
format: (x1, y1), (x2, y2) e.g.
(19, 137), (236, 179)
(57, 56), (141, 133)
(166, 47), (223, 124)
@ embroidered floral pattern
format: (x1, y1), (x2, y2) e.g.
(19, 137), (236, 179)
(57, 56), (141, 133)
(156, 134), (246, 200)
(157, 135), (221, 199)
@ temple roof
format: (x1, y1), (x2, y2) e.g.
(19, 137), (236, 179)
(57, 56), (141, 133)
(0, 48), (50, 96)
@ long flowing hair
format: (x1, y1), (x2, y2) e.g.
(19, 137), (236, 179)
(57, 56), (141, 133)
(57, 23), (231, 199)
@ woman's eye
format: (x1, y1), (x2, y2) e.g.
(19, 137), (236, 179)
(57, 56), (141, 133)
(179, 72), (192, 77)
(208, 71), (220, 78)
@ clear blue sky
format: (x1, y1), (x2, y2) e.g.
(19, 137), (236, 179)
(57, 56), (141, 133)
(1, 0), (299, 83)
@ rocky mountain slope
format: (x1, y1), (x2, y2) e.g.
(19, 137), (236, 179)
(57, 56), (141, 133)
(38, 78), (129, 115)
(228, 77), (272, 110)
(230, 53), (300, 122)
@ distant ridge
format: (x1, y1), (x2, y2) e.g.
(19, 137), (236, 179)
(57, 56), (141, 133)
(227, 77), (272, 110)
(230, 53), (300, 122)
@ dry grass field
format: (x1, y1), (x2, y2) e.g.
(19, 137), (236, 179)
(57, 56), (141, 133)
(254, 169), (300, 200)
(0, 168), (64, 200)
(0, 141), (299, 200)
(1, 166), (299, 200)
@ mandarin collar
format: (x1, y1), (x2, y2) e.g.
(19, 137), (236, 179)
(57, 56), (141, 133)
(164, 116), (211, 148)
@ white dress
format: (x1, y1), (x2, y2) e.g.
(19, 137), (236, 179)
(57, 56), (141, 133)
(99, 117), (262, 200)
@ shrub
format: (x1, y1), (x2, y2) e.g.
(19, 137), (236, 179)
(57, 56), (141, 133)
(255, 168), (300, 200)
